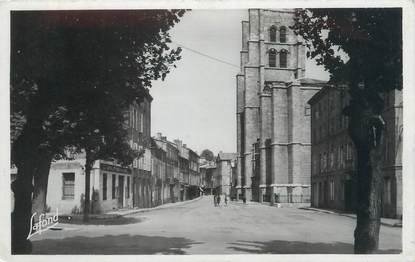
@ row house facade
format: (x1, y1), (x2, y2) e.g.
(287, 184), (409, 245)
(153, 133), (202, 203)
(40, 90), (203, 215)
(153, 134), (181, 204)
(308, 86), (403, 219)
(46, 92), (153, 214)
(175, 139), (190, 201)
(129, 94), (153, 209)
(188, 149), (202, 197)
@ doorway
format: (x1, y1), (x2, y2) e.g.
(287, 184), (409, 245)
(118, 175), (124, 208)
(344, 179), (352, 211)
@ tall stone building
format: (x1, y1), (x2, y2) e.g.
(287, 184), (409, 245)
(235, 9), (326, 204)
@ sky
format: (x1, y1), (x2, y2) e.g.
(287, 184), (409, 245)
(150, 10), (329, 155)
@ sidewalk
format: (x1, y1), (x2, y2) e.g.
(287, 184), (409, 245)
(301, 207), (402, 228)
(231, 200), (402, 228)
(105, 196), (203, 217)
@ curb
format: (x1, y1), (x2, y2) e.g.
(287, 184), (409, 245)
(301, 207), (402, 228)
(106, 196), (203, 217)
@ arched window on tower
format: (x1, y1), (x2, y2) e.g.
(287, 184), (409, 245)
(280, 26), (287, 43)
(268, 49), (277, 67)
(280, 49), (288, 68)
(269, 26), (277, 42)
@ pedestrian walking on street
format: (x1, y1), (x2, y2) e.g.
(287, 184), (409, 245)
(213, 195), (217, 207)
(217, 194), (221, 207)
(224, 194), (228, 206)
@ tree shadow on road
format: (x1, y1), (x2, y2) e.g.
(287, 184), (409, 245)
(228, 240), (401, 254)
(32, 234), (202, 254)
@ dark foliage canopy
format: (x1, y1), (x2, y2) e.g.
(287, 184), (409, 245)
(11, 10), (185, 166)
(292, 8), (402, 94)
(200, 149), (215, 161)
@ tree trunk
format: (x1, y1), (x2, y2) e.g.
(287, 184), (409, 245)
(31, 153), (53, 220)
(348, 101), (385, 254)
(11, 164), (34, 254)
(353, 145), (384, 253)
(83, 152), (93, 222)
(11, 123), (44, 254)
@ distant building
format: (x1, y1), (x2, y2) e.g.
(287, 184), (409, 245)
(175, 139), (190, 201)
(236, 9), (325, 205)
(308, 86), (402, 219)
(199, 159), (216, 195)
(188, 149), (201, 198)
(150, 138), (166, 206)
(154, 133), (201, 202)
(215, 152), (237, 196)
(153, 133), (180, 203)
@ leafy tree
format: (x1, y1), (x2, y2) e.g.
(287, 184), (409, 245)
(292, 8), (402, 253)
(10, 10), (185, 253)
(200, 149), (215, 161)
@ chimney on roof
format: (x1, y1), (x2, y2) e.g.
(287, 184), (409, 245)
(174, 139), (182, 147)
(161, 136), (167, 141)
(156, 132), (162, 139)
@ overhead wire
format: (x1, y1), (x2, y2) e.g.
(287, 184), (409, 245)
(171, 41), (240, 69)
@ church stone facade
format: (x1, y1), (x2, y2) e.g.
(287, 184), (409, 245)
(235, 9), (326, 205)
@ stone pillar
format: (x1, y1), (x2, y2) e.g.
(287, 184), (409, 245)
(236, 73), (245, 202)
(259, 86), (272, 203)
(270, 186), (275, 205)
(271, 84), (289, 201)
(243, 10), (260, 201)
(244, 81), (259, 201)
(396, 171), (402, 218)
(288, 81), (302, 186)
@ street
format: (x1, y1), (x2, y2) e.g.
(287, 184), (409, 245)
(31, 196), (402, 254)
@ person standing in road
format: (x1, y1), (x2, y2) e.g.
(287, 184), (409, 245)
(217, 194), (221, 207)
(224, 194), (228, 206)
(213, 194), (217, 207)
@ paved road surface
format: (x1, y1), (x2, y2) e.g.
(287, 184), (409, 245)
(32, 196), (402, 254)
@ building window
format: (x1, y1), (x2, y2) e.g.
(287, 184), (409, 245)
(340, 180), (345, 201)
(103, 173), (107, 200)
(319, 126), (322, 141)
(269, 49), (277, 67)
(329, 180), (335, 201)
(112, 174), (116, 199)
(140, 113), (144, 133)
(337, 146), (341, 169)
(280, 49), (288, 68)
(132, 109), (136, 130)
(62, 172), (75, 200)
(347, 143), (353, 160)
(279, 26), (287, 43)
(340, 145), (344, 168)
(305, 105), (311, 116)
(384, 178), (392, 204)
(126, 176), (130, 198)
(270, 26), (277, 42)
(319, 153), (322, 172)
